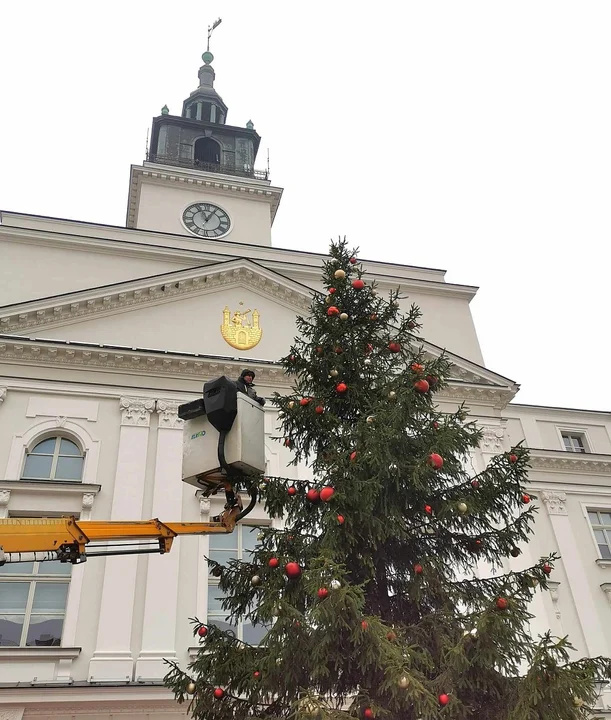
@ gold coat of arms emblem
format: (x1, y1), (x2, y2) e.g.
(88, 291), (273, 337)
(221, 305), (263, 350)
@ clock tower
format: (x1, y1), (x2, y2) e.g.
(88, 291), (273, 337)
(126, 49), (282, 246)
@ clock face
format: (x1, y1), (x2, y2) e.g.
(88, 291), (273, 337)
(182, 202), (231, 239)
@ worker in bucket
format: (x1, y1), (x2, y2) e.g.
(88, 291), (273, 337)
(236, 369), (266, 406)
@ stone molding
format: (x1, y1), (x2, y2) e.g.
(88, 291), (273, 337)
(541, 490), (568, 516)
(120, 397), (155, 427)
(479, 421), (507, 452)
(529, 449), (611, 475)
(0, 387), (6, 406)
(0, 490), (10, 508)
(196, 490), (211, 516)
(0, 264), (311, 335)
(156, 399), (184, 429)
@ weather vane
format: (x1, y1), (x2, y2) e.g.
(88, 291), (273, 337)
(207, 18), (222, 52)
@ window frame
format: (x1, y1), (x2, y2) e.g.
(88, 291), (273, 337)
(581, 503), (611, 565)
(585, 507), (611, 561)
(556, 426), (592, 454)
(21, 435), (85, 483)
(0, 553), (71, 648)
(207, 523), (268, 643)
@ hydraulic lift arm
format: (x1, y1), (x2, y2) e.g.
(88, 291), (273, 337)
(0, 487), (257, 566)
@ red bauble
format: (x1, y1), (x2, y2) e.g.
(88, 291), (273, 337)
(426, 375), (439, 387)
(408, 321), (416, 329)
(335, 346), (343, 354)
(213, 688), (224, 699)
(320, 486), (335, 502)
(316, 346), (324, 355)
(284, 562), (302, 579)
(471, 479), (480, 489)
(428, 453), (444, 469)
(366, 343), (374, 353)
(336, 382), (348, 393)
(411, 363), (425, 374)
(388, 342), (401, 353)
(268, 557), (279, 568)
(315, 405), (325, 414)
(522, 494), (531, 504)
(299, 397), (310, 406)
(349, 256), (357, 264)
(352, 279), (365, 290)
(288, 486), (297, 496)
(439, 694), (450, 706)
(329, 287), (336, 294)
(327, 306), (340, 316)
(364, 710), (374, 720)
(361, 620), (368, 629)
(350, 451), (358, 462)
(424, 504), (433, 514)
(386, 630), (397, 642)
(414, 379), (430, 393)
(317, 587), (329, 599)
(496, 597), (509, 610)
(198, 626), (208, 637)
(284, 437), (292, 447)
(433, 421), (440, 429)
(253, 671), (260, 679)
(543, 563), (552, 575)
(509, 453), (518, 463)
(289, 355), (297, 363)
(337, 514), (345, 525)
(306, 488), (320, 503)
(414, 563), (423, 574)
(369, 313), (378, 321)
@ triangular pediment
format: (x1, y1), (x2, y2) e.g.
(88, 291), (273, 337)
(0, 258), (518, 406)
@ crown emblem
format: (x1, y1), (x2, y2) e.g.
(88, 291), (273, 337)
(221, 304), (262, 350)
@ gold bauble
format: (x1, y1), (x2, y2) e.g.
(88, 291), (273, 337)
(340, 312), (349, 320)
(398, 676), (409, 689)
(573, 697), (584, 707)
(334, 269), (346, 280)
(330, 369), (339, 377)
(288, 401), (295, 409)
(458, 502), (468, 513)
(366, 415), (375, 424)
(325, 295), (333, 304)
(186, 681), (196, 694)
(251, 575), (262, 586)
(388, 390), (397, 399)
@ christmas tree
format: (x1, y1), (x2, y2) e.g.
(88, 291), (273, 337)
(165, 239), (610, 719)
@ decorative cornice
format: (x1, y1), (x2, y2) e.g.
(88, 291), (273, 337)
(120, 397), (155, 427)
(436, 384), (516, 410)
(0, 387), (6, 406)
(0, 264), (312, 334)
(541, 490), (567, 516)
(529, 449), (611, 475)
(128, 162), (284, 228)
(156, 399), (184, 429)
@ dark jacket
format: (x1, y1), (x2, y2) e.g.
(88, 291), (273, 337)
(236, 369), (265, 406)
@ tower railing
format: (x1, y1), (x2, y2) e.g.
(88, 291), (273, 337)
(146, 153), (269, 181)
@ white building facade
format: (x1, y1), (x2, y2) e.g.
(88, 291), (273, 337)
(0, 51), (610, 719)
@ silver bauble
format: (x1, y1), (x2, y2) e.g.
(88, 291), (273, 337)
(330, 369), (339, 377)
(330, 579), (341, 590)
(388, 390), (397, 399)
(364, 358), (372, 365)
(251, 575), (262, 586)
(340, 312), (349, 320)
(366, 415), (375, 424)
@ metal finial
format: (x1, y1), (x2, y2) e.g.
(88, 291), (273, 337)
(206, 17), (222, 53)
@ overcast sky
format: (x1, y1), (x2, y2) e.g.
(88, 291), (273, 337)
(1, 2), (610, 412)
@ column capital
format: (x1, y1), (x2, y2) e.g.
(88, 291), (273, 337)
(156, 399), (184, 429)
(541, 491), (568, 515)
(479, 420), (507, 453)
(120, 396), (155, 427)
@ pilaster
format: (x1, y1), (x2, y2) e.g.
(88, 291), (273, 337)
(135, 400), (184, 680)
(195, 492), (211, 622)
(88, 396), (153, 682)
(541, 491), (607, 656)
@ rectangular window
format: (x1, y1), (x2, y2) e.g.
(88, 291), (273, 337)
(561, 432), (587, 453)
(208, 525), (268, 644)
(0, 559), (71, 647)
(588, 510), (611, 560)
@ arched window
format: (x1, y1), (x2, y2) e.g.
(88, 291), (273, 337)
(194, 137), (221, 167)
(21, 437), (85, 482)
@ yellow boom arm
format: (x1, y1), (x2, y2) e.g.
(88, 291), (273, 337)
(0, 505), (241, 565)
